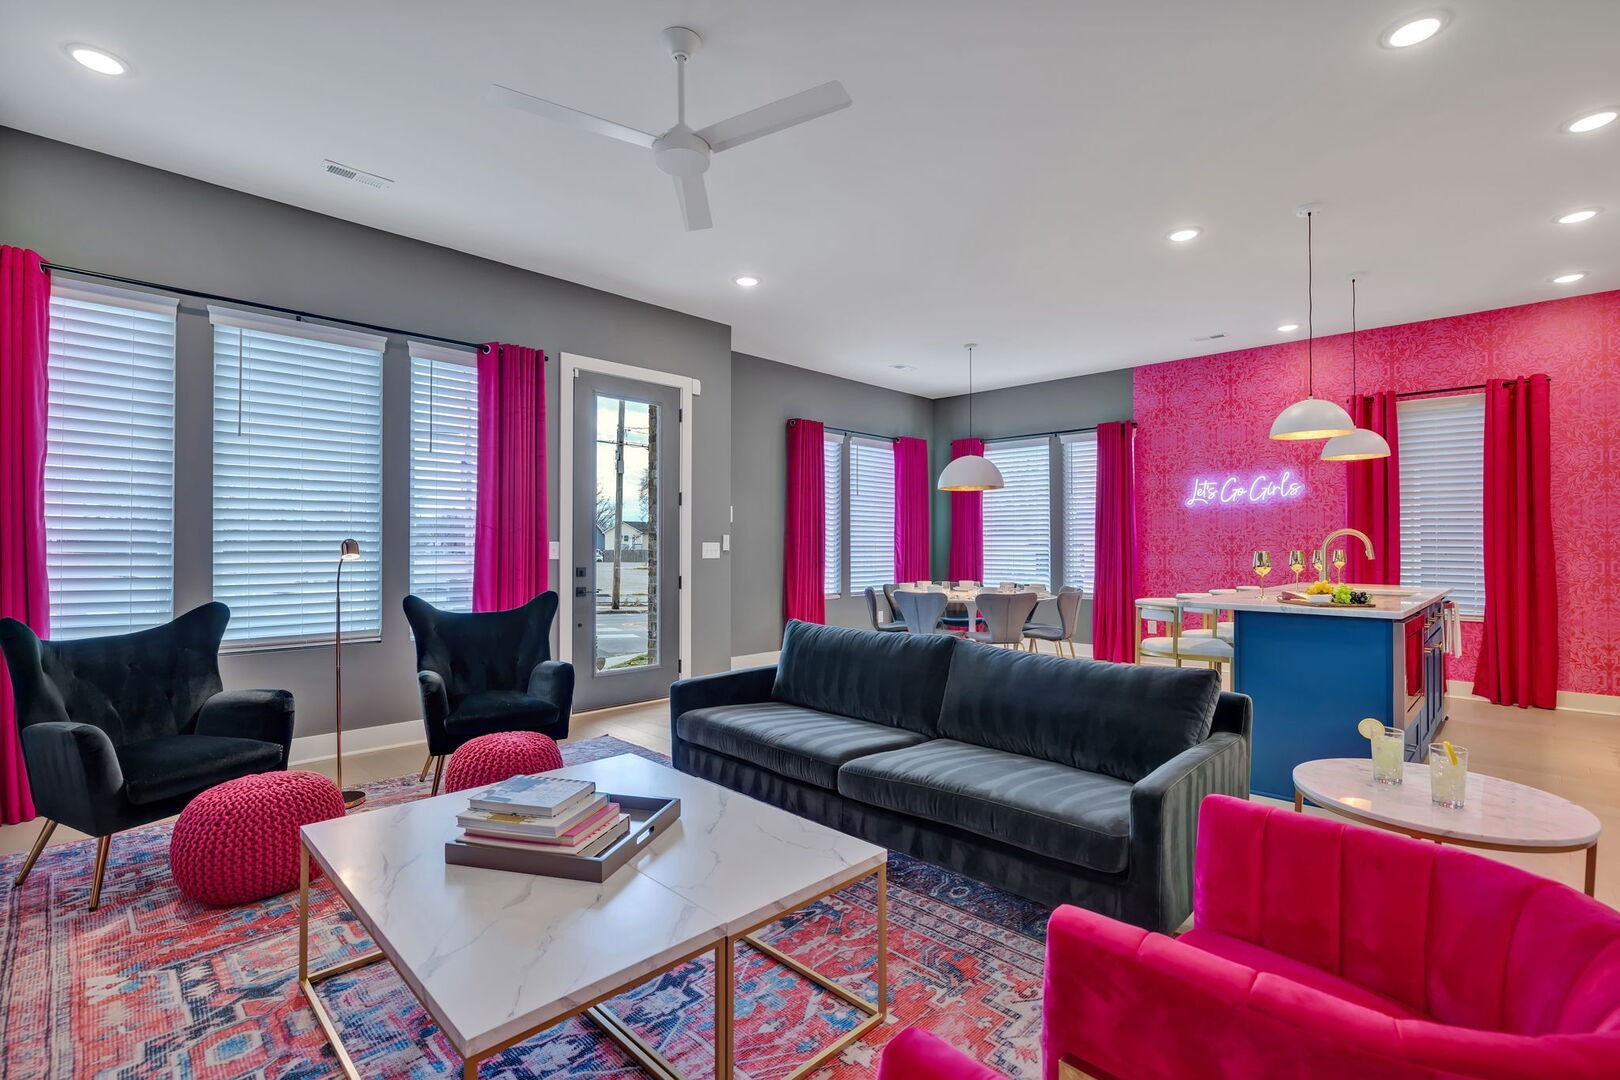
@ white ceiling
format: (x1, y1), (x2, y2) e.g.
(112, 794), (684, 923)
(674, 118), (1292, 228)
(2, 1), (1616, 397)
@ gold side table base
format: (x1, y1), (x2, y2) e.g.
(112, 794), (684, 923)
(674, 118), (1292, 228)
(297, 847), (888, 1078)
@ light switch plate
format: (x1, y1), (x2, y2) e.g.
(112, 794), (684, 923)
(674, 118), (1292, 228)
(549, 541), (560, 559)
(722, 533), (731, 552)
(702, 541), (721, 560)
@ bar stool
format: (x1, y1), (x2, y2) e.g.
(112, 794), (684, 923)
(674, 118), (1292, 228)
(1175, 593), (1235, 675)
(1134, 597), (1184, 664)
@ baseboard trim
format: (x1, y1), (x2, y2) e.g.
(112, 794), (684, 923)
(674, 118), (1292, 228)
(289, 719), (423, 766)
(730, 651), (780, 670)
(1446, 680), (1620, 716)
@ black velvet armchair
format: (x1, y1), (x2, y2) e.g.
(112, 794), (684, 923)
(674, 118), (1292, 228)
(0, 603), (295, 909)
(402, 591), (574, 794)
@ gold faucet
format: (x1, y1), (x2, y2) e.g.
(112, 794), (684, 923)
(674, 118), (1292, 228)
(1316, 528), (1374, 582)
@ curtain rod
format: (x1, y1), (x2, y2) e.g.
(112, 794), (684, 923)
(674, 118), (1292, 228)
(1395, 377), (1552, 400)
(41, 262), (490, 354)
(824, 424), (910, 443)
(979, 422), (1104, 444)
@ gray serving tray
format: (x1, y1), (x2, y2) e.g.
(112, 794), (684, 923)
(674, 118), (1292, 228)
(444, 793), (680, 883)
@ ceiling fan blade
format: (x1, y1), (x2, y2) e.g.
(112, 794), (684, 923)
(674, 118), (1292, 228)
(674, 174), (712, 231)
(695, 80), (851, 153)
(489, 84), (657, 149)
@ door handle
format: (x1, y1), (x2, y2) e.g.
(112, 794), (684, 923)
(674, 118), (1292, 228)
(575, 586), (588, 597)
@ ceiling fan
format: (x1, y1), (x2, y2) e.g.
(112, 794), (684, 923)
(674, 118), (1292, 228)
(491, 26), (851, 231)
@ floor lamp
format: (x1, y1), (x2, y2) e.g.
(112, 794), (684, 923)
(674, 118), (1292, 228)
(335, 538), (365, 809)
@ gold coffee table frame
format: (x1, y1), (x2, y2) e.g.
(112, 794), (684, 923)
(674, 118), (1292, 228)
(297, 846), (888, 1079)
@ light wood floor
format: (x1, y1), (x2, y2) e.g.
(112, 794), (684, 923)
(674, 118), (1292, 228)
(3, 692), (1615, 908)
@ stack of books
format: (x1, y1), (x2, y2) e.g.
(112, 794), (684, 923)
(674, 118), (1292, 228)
(455, 776), (630, 859)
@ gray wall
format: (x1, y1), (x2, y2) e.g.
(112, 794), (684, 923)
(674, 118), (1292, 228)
(930, 367), (1135, 643)
(0, 127), (733, 739)
(730, 353), (934, 657)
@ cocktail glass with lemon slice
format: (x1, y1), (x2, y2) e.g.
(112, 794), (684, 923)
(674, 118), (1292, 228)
(1359, 717), (1404, 784)
(1430, 741), (1468, 808)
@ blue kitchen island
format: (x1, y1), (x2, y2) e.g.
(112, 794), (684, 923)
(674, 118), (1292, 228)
(1223, 588), (1452, 799)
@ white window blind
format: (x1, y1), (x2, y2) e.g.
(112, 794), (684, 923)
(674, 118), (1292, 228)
(45, 282), (177, 639)
(211, 308), (384, 646)
(848, 437), (896, 591)
(410, 342), (480, 611)
(1061, 432), (1098, 592)
(1398, 394), (1486, 616)
(983, 439), (1052, 586)
(823, 433), (844, 596)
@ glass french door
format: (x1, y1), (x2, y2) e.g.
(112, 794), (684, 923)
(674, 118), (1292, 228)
(571, 371), (681, 710)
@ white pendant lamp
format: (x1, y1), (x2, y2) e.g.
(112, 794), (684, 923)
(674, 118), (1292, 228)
(1322, 276), (1392, 461)
(937, 343), (1004, 491)
(1271, 209), (1356, 441)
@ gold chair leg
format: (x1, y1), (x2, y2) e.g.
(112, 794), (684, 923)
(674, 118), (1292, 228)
(88, 836), (111, 911)
(14, 819), (57, 886)
(417, 753), (434, 783)
(431, 756), (446, 797)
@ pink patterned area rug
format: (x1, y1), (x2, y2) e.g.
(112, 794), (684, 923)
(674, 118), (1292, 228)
(0, 736), (1048, 1078)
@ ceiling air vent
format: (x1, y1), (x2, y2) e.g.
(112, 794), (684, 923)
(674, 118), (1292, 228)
(321, 160), (393, 190)
(1193, 332), (1227, 342)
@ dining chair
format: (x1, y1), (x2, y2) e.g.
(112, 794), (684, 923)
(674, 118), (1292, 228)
(1176, 593), (1236, 676)
(892, 589), (952, 635)
(881, 583), (904, 623)
(1025, 586), (1084, 656)
(1134, 597), (1185, 664)
(967, 590), (1040, 648)
(865, 587), (907, 633)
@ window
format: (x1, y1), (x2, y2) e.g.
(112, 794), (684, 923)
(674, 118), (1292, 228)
(1061, 432), (1099, 592)
(211, 308), (384, 646)
(983, 439), (1052, 586)
(44, 282), (177, 639)
(823, 432), (843, 596)
(409, 343), (480, 611)
(1398, 394), (1486, 616)
(847, 437), (896, 591)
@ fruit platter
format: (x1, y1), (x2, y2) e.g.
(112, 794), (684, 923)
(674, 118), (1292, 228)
(1280, 582), (1374, 607)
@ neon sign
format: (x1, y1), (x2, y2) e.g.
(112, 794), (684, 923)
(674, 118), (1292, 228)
(1185, 470), (1306, 508)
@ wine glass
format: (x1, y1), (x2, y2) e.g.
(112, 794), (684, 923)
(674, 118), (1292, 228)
(1288, 549), (1306, 586)
(1252, 551), (1273, 596)
(1332, 548), (1347, 584)
(1311, 550), (1324, 581)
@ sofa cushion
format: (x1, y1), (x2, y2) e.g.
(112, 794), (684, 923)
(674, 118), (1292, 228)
(678, 703), (930, 789)
(117, 734), (284, 806)
(445, 691), (561, 740)
(773, 621), (956, 737)
(1177, 928), (1432, 1021)
(936, 647), (1219, 783)
(837, 739), (1133, 872)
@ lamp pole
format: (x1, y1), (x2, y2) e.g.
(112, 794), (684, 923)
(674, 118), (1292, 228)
(335, 538), (364, 809)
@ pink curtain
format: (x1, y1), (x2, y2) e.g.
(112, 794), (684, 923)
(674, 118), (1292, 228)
(473, 343), (549, 612)
(947, 438), (984, 581)
(1, 247), (50, 824)
(1092, 421), (1137, 663)
(1474, 375), (1557, 709)
(893, 436), (931, 582)
(784, 419), (826, 624)
(1345, 391), (1401, 585)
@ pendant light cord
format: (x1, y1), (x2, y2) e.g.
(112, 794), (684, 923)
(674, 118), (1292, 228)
(1350, 275), (1358, 397)
(966, 344), (976, 438)
(1306, 210), (1315, 397)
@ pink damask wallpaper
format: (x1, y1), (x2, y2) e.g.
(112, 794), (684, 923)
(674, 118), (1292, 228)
(1134, 289), (1620, 697)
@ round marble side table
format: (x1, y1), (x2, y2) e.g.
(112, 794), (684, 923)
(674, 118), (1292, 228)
(1293, 757), (1602, 896)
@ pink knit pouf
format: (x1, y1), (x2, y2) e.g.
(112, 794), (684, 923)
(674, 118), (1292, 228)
(444, 731), (564, 794)
(169, 771), (345, 906)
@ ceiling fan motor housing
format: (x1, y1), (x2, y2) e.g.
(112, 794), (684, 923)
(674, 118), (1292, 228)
(654, 126), (711, 175)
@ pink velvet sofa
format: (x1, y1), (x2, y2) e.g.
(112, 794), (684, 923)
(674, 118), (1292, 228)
(878, 794), (1620, 1080)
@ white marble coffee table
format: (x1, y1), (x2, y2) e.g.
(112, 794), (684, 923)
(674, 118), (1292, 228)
(297, 753), (888, 1079)
(1293, 757), (1601, 895)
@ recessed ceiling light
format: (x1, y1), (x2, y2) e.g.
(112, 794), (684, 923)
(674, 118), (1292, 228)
(1166, 227), (1202, 243)
(1556, 208), (1601, 225)
(1551, 272), (1588, 285)
(1276, 323), (1300, 333)
(733, 275), (759, 288)
(67, 45), (127, 76)
(1563, 110), (1618, 134)
(1380, 13), (1448, 49)
(889, 363), (916, 372)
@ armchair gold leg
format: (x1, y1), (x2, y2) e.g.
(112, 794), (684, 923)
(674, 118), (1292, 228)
(430, 756), (445, 797)
(88, 835), (111, 911)
(14, 819), (57, 886)
(417, 753), (434, 783)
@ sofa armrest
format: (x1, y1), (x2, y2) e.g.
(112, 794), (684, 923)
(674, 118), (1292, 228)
(877, 1027), (1006, 1080)
(1127, 730), (1250, 932)
(196, 689), (295, 767)
(1211, 690), (1252, 737)
(417, 670), (451, 752)
(668, 665), (777, 732)
(528, 660), (575, 738)
(19, 721), (125, 834)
